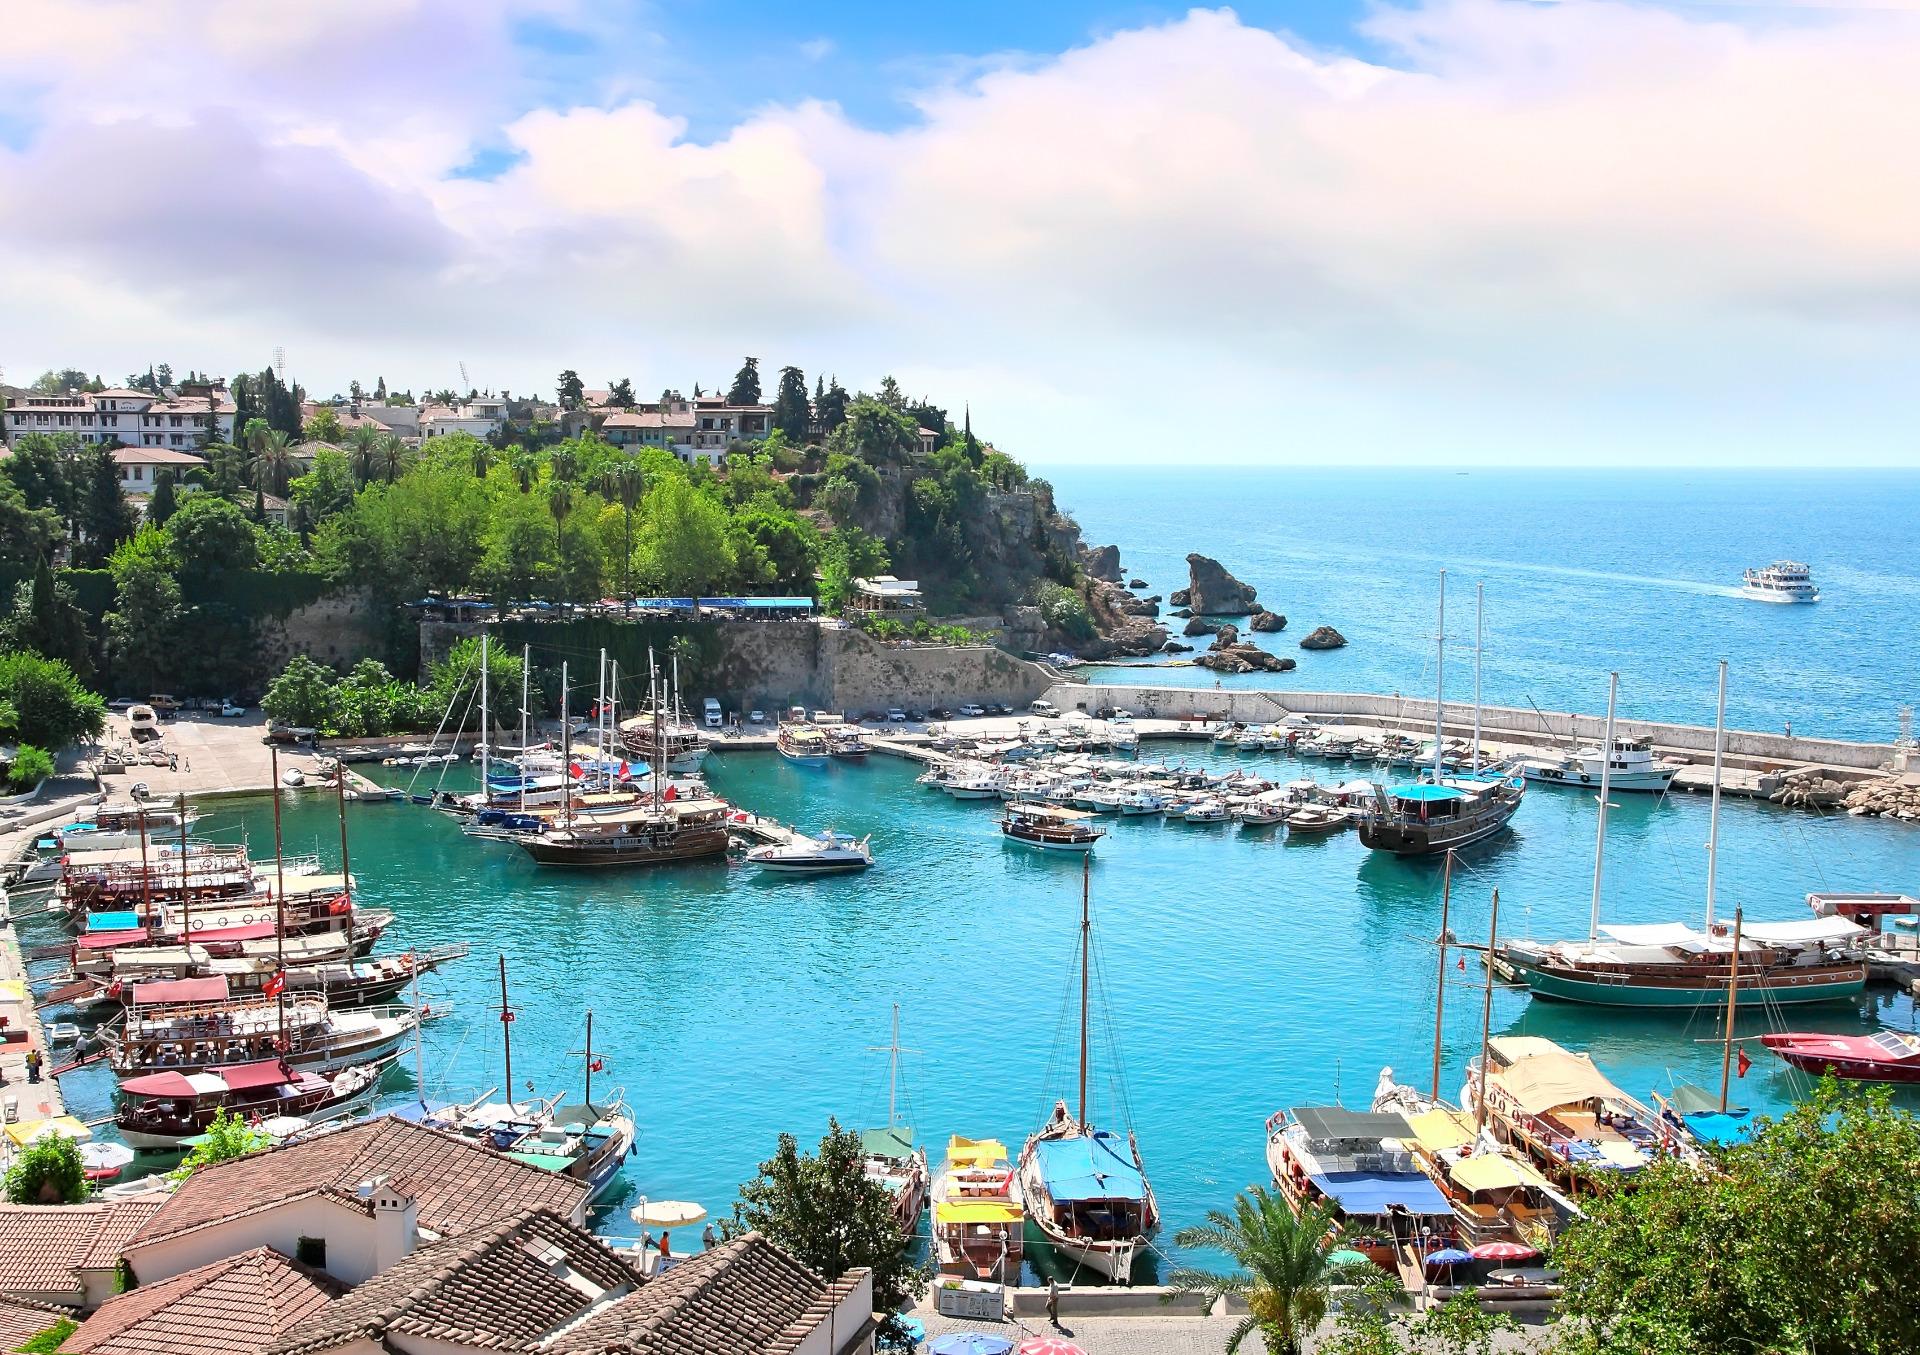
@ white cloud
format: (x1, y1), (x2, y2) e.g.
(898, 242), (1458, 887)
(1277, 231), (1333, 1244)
(3, 2), (1918, 463)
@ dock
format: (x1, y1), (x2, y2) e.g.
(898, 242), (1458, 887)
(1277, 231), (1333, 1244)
(0, 909), (68, 1136)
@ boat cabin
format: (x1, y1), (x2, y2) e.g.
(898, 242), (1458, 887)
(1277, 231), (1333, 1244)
(1032, 1132), (1149, 1243)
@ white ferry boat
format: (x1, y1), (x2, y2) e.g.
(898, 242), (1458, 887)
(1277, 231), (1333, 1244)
(1519, 735), (1683, 794)
(1741, 560), (1819, 603)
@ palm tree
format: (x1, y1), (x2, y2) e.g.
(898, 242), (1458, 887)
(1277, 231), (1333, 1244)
(379, 432), (408, 484)
(599, 457), (646, 600)
(251, 429), (295, 497)
(346, 425), (382, 488)
(1166, 1190), (1361, 1355)
(469, 440), (495, 479)
(547, 481), (574, 600)
(510, 447), (538, 494)
(549, 445), (579, 484)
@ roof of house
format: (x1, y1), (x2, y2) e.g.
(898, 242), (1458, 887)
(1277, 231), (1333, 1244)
(0, 1198), (167, 1295)
(269, 1209), (637, 1355)
(602, 411), (695, 431)
(112, 447), (207, 465)
(552, 1231), (860, 1355)
(0, 1296), (75, 1350)
(128, 1116), (589, 1256)
(65, 1246), (342, 1355)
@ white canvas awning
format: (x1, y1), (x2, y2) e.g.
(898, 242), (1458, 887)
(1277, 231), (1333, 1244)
(1741, 916), (1867, 944)
(1598, 922), (1707, 947)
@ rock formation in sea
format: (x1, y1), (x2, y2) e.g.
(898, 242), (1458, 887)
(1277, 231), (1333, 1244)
(1184, 554), (1259, 615)
(1194, 645), (1296, 674)
(1162, 640), (1194, 653)
(1076, 577), (1170, 658)
(1209, 624), (1240, 650)
(1169, 588), (1191, 607)
(1249, 610), (1286, 632)
(1299, 626), (1347, 650)
(1184, 616), (1220, 637)
(1082, 543), (1123, 583)
(1128, 577), (1148, 589)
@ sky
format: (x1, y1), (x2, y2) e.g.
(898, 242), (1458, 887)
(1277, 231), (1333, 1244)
(3, 0), (1918, 467)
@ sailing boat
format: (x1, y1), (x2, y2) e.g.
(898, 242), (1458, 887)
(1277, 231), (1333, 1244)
(1498, 664), (1868, 1007)
(1016, 858), (1158, 1283)
(858, 1004), (930, 1240)
(1359, 574), (1524, 856)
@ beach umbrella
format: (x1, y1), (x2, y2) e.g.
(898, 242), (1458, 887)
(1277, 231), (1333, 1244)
(1326, 1248), (1372, 1268)
(1470, 1241), (1540, 1263)
(927, 1335), (1014, 1355)
(1015, 1339), (1088, 1355)
(1424, 1248), (1475, 1269)
(79, 1142), (134, 1177)
(630, 1200), (708, 1228)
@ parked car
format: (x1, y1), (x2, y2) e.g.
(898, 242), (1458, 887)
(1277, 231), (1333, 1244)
(1030, 700), (1057, 716)
(108, 697), (138, 711)
(886, 709), (907, 723)
(958, 704), (986, 717)
(931, 708), (952, 720)
(908, 709), (928, 722)
(748, 709), (766, 724)
(1112, 709), (1135, 722)
(993, 703), (1014, 716)
(219, 700), (247, 717)
(147, 694), (182, 715)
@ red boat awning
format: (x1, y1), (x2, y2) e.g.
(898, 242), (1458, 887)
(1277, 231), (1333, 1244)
(117, 1069), (201, 1097)
(130, 976), (230, 1006)
(119, 1058), (294, 1098)
(207, 1059), (297, 1090)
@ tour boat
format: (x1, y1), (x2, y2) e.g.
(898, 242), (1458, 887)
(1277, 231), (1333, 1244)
(1519, 736), (1683, 793)
(115, 1056), (388, 1150)
(1761, 1029), (1920, 1083)
(1000, 802), (1105, 852)
(829, 728), (872, 760)
(1180, 798), (1230, 824)
(52, 803), (200, 853)
(931, 1135), (1025, 1283)
(1741, 560), (1819, 603)
(77, 943), (469, 1011)
(516, 798), (732, 868)
(746, 829), (872, 875)
(776, 723), (832, 764)
(1018, 862), (1158, 1283)
(1357, 776), (1523, 855)
(104, 993), (420, 1077)
(1264, 1105), (1456, 1276)
(859, 1007), (930, 1241)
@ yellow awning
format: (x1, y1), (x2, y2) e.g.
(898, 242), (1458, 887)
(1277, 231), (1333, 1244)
(1450, 1151), (1552, 1194)
(936, 1199), (1023, 1225)
(5, 1115), (93, 1147)
(945, 1136), (1009, 1167)
(1496, 1047), (1625, 1116)
(0, 980), (26, 1003)
(1408, 1108), (1474, 1153)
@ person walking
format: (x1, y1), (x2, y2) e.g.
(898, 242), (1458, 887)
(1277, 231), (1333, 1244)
(25, 1048), (42, 1084)
(1046, 1278), (1060, 1329)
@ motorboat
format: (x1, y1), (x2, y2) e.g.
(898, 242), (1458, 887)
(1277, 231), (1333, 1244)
(1742, 560), (1819, 603)
(1180, 799), (1230, 824)
(829, 729), (872, 760)
(1519, 736), (1683, 794)
(1265, 1105), (1456, 1277)
(1761, 1029), (1920, 1082)
(746, 829), (873, 875)
(1232, 800), (1287, 827)
(931, 1136), (1025, 1283)
(775, 722), (831, 764)
(1000, 803), (1104, 852)
(1285, 806), (1347, 835)
(116, 1057), (388, 1150)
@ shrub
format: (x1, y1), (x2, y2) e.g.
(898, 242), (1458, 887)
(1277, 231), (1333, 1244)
(3, 1134), (86, 1204)
(16, 1318), (78, 1353)
(5, 743), (54, 793)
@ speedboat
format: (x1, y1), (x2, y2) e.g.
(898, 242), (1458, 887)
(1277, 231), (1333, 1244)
(1286, 805), (1346, 835)
(1233, 800), (1287, 827)
(1742, 560), (1819, 603)
(1181, 799), (1230, 824)
(746, 829), (873, 875)
(1761, 1029), (1920, 1082)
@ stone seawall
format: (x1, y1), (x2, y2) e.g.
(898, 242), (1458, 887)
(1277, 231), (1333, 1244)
(1047, 682), (1901, 772)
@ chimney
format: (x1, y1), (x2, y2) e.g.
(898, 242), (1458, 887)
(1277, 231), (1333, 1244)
(361, 1174), (419, 1272)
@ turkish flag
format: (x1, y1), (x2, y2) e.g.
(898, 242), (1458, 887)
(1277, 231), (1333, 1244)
(663, 784), (677, 801)
(262, 970), (286, 998)
(569, 761), (583, 778)
(1737, 1047), (1752, 1078)
(1457, 956), (1466, 971)
(590, 1058), (604, 1072)
(618, 761), (629, 779)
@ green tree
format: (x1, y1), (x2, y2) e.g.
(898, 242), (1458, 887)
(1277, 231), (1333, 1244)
(148, 467), (180, 524)
(876, 374), (907, 410)
(430, 637), (527, 727)
(727, 356), (762, 405)
(0, 432), (78, 518)
(0, 650), (105, 749)
(261, 655), (341, 729)
(468, 438), (496, 479)
(166, 493), (260, 584)
(0, 479), (63, 565)
(380, 431), (410, 484)
(346, 424), (383, 488)
(73, 444), (137, 566)
(302, 407), (347, 443)
(5, 743), (55, 793)
(817, 526), (888, 612)
(168, 1108), (271, 1181)
(601, 457), (646, 598)
(2, 1133), (86, 1203)
(1552, 1080), (1920, 1355)
(252, 429), (296, 496)
(841, 397), (918, 465)
(557, 369), (585, 410)
(730, 1119), (917, 1323)
(1167, 1190), (1366, 1355)
(105, 526), (183, 695)
(509, 447), (539, 494)
(635, 477), (733, 596)
(289, 448), (357, 524)
(1, 555), (93, 679)
(732, 500), (823, 594)
(547, 481), (575, 579)
(15, 1317), (78, 1353)
(772, 365), (810, 440)
(606, 378), (635, 408)
(815, 375), (849, 431)
(317, 465), (489, 600)
(29, 368), (91, 396)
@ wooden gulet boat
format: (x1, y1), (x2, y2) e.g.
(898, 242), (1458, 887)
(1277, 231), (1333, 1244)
(1017, 859), (1157, 1283)
(1000, 802), (1105, 853)
(115, 1056), (390, 1150)
(858, 1005), (930, 1241)
(931, 1136), (1025, 1283)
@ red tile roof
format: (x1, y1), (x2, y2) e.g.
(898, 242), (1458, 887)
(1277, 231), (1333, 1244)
(65, 1247), (341, 1355)
(0, 1296), (75, 1350)
(269, 1209), (638, 1355)
(0, 1199), (165, 1297)
(112, 447), (207, 465)
(129, 1116), (587, 1258)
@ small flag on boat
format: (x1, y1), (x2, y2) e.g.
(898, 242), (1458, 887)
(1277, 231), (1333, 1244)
(590, 1058), (604, 1072)
(1457, 956), (1466, 970)
(262, 970), (286, 998)
(502, 1008), (516, 1024)
(663, 784), (677, 801)
(618, 761), (629, 779)
(569, 761), (583, 778)
(1737, 1046), (1752, 1078)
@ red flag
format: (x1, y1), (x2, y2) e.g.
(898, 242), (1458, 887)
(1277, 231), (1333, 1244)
(569, 761), (583, 778)
(1457, 956), (1466, 971)
(663, 784), (677, 801)
(1737, 1046), (1752, 1078)
(501, 1009), (516, 1024)
(618, 761), (629, 779)
(589, 1058), (604, 1072)
(262, 970), (286, 998)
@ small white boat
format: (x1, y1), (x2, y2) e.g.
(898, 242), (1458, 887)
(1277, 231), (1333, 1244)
(1113, 788), (1167, 816)
(1233, 801), (1287, 827)
(280, 768), (306, 788)
(1181, 799), (1230, 824)
(1520, 735), (1682, 793)
(1286, 806), (1346, 834)
(747, 829), (873, 875)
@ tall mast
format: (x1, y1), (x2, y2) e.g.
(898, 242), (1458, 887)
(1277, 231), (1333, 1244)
(585, 1009), (595, 1109)
(1431, 849), (1454, 1101)
(1079, 853), (1091, 1130)
(271, 746), (287, 1042)
(411, 950), (425, 1105)
(177, 792), (191, 939)
(609, 660), (620, 787)
(136, 805), (152, 918)
(519, 643), (530, 813)
(1432, 571), (1447, 783)
(1704, 660), (1728, 929)
(335, 750), (351, 901)
(498, 953), (514, 1109)
(1588, 673), (1619, 944)
(888, 1002), (900, 1126)
(479, 631), (491, 789)
(1475, 888), (1500, 1134)
(1471, 582), (1483, 774)
(596, 648), (608, 790)
(560, 661), (571, 834)
(1719, 907), (1745, 1112)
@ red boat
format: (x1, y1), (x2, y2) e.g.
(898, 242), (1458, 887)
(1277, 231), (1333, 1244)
(1761, 1030), (1920, 1083)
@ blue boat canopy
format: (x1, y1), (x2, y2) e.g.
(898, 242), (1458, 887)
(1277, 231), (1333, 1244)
(1034, 1131), (1147, 1202)
(87, 911), (143, 933)
(1309, 1170), (1451, 1217)
(1389, 784), (1464, 803)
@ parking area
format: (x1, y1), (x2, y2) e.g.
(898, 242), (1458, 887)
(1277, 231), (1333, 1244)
(94, 709), (328, 800)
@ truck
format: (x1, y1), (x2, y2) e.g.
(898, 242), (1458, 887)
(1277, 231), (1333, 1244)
(702, 697), (723, 728)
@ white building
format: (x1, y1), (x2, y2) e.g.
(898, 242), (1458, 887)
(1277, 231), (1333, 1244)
(3, 387), (235, 448)
(602, 393), (772, 467)
(115, 446), (207, 497)
(419, 398), (506, 441)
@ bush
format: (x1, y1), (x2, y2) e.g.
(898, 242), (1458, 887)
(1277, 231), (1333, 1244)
(3, 1134), (87, 1204)
(1035, 580), (1094, 640)
(5, 743), (54, 793)
(16, 1318), (78, 1354)
(261, 655), (341, 730)
(0, 650), (106, 750)
(168, 1108), (270, 1182)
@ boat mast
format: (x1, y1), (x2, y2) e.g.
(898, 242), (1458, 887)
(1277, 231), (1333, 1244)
(560, 661), (571, 833)
(596, 647), (608, 791)
(888, 1002), (900, 1126)
(411, 952), (426, 1106)
(270, 746), (287, 1043)
(519, 643), (530, 814)
(1704, 659), (1728, 929)
(136, 804), (152, 919)
(480, 631), (491, 790)
(1587, 673), (1619, 944)
(1471, 582), (1483, 775)
(609, 660), (620, 785)
(1079, 853), (1091, 1130)
(1431, 849), (1454, 1101)
(177, 792), (191, 939)
(1475, 888), (1500, 1134)
(334, 751), (351, 902)
(1432, 571), (1447, 783)
(585, 1009), (594, 1109)
(1718, 906), (1744, 1112)
(498, 953), (514, 1109)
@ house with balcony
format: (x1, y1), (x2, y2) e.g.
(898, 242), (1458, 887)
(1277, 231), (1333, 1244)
(419, 398), (506, 441)
(3, 386), (235, 449)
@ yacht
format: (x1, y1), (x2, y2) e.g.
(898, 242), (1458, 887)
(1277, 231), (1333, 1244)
(746, 830), (873, 875)
(1742, 560), (1818, 603)
(1519, 736), (1683, 793)
(1356, 775), (1522, 855)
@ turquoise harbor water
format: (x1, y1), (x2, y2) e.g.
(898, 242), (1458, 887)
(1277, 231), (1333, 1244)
(1044, 468), (1920, 744)
(32, 740), (1920, 1277)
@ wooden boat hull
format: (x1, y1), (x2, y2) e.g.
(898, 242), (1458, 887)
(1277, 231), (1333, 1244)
(519, 830), (729, 868)
(1506, 957), (1866, 1007)
(1358, 798), (1519, 855)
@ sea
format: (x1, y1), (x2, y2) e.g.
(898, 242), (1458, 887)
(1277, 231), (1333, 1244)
(33, 467), (1920, 1282)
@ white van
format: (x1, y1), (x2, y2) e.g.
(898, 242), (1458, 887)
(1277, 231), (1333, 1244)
(1029, 699), (1057, 716)
(702, 697), (723, 728)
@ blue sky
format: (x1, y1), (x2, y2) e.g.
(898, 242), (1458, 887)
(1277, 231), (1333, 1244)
(3, 0), (1918, 466)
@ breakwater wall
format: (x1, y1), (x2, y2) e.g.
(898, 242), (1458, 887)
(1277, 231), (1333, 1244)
(1047, 683), (1902, 772)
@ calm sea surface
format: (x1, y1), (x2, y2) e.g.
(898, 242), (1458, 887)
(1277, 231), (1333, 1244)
(1041, 467), (1920, 744)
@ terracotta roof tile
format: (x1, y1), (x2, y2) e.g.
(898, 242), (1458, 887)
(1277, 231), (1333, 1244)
(553, 1232), (852, 1355)
(128, 1116), (587, 1257)
(0, 1296), (75, 1349)
(65, 1246), (341, 1355)
(0, 1199), (164, 1297)
(112, 447), (207, 465)
(270, 1209), (639, 1355)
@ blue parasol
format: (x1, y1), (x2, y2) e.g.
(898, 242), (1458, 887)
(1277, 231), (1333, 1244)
(1424, 1247), (1474, 1267)
(927, 1334), (1015, 1355)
